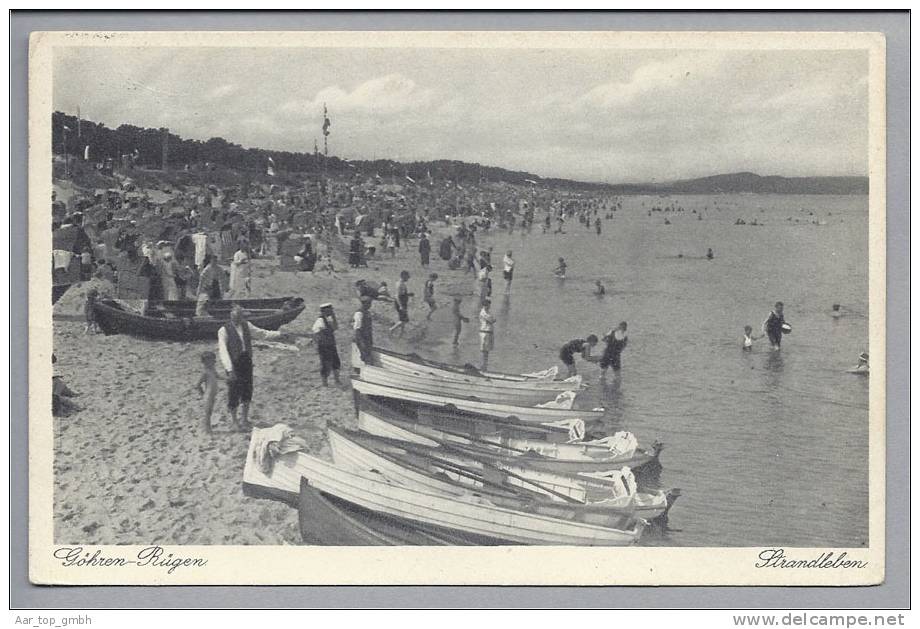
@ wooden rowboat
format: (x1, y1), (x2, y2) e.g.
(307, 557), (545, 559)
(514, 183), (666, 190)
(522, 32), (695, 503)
(360, 394), (586, 444)
(328, 428), (674, 524)
(154, 297), (301, 312)
(356, 397), (662, 474)
(93, 297), (305, 341)
(369, 346), (582, 388)
(242, 428), (646, 546)
(354, 359), (575, 406)
(351, 377), (605, 424)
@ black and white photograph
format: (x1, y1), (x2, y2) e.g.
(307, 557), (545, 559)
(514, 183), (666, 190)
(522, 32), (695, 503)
(28, 29), (886, 586)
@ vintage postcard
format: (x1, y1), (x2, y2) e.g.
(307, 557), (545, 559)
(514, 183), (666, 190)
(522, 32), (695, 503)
(28, 30), (886, 585)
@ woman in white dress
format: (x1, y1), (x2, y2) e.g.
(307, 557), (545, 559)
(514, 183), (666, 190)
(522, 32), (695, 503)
(228, 241), (252, 298)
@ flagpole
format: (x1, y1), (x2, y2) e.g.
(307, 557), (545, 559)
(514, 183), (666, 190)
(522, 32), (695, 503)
(62, 119), (68, 179)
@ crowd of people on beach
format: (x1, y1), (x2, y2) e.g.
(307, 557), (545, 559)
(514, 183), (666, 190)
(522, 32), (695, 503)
(53, 166), (869, 433)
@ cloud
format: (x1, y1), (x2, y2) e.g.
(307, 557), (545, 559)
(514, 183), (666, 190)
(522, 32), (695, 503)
(282, 73), (437, 117)
(572, 54), (723, 111)
(206, 84), (239, 99)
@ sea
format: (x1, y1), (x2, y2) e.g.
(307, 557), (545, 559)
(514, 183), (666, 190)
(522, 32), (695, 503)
(400, 193), (870, 548)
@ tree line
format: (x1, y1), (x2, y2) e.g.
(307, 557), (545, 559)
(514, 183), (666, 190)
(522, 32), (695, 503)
(51, 111), (574, 189)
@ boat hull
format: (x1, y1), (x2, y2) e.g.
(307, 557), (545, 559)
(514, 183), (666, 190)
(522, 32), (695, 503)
(328, 428), (668, 523)
(351, 377), (605, 424)
(356, 402), (658, 474)
(369, 346), (582, 388)
(354, 359), (572, 406)
(93, 297), (305, 341)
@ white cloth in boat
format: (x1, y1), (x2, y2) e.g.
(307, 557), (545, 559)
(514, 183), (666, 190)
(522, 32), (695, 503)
(535, 390), (576, 410)
(543, 418), (586, 442)
(586, 431), (638, 457)
(521, 366), (558, 380)
(582, 466), (637, 500)
(252, 424), (308, 474)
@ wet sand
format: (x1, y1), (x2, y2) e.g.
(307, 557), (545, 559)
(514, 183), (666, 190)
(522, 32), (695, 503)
(52, 231), (485, 544)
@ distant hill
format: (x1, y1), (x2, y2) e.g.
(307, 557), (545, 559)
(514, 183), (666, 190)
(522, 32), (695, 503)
(51, 112), (868, 195)
(662, 172), (869, 195)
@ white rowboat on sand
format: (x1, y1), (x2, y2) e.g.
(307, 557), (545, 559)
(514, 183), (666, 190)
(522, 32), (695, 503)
(327, 428), (674, 524)
(352, 377), (605, 424)
(356, 400), (662, 474)
(365, 346), (584, 389)
(242, 427), (646, 546)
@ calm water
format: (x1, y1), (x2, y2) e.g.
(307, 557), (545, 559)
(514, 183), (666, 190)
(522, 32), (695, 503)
(403, 194), (870, 547)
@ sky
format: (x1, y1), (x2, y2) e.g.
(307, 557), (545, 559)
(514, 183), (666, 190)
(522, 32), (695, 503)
(53, 46), (869, 184)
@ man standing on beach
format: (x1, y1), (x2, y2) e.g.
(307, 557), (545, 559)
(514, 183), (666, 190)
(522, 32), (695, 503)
(312, 303), (341, 386)
(217, 305), (282, 430)
(353, 295), (375, 364)
(418, 232), (431, 267)
(478, 298), (497, 371)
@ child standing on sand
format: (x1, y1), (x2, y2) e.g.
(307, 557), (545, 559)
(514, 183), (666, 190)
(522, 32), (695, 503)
(195, 351), (224, 434)
(83, 288), (100, 334)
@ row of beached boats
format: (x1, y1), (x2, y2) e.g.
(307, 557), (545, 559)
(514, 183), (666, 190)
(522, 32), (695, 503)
(242, 345), (678, 546)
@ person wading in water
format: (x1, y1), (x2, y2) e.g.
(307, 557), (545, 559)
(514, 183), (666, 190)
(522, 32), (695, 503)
(600, 322), (628, 378)
(762, 301), (789, 351)
(217, 304), (282, 430)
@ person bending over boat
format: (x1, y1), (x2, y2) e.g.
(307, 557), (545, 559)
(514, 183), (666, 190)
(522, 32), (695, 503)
(559, 335), (599, 377)
(600, 322), (628, 377)
(217, 305), (283, 431)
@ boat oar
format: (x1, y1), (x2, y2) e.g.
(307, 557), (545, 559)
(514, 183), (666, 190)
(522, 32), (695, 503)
(399, 436), (585, 506)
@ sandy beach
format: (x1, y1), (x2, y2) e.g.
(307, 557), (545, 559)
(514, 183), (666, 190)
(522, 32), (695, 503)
(52, 228), (489, 545)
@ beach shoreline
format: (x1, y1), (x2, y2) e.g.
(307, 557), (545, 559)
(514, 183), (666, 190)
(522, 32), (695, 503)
(52, 219), (502, 545)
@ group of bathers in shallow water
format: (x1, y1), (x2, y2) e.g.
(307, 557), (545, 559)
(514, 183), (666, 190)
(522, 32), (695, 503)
(557, 323), (629, 378)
